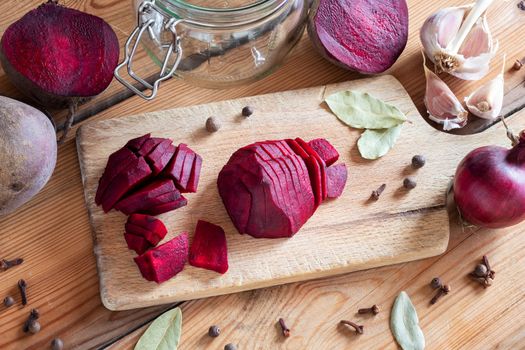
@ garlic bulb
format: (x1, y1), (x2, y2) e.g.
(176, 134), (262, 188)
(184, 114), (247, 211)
(465, 55), (506, 120)
(422, 53), (468, 130)
(420, 0), (497, 81)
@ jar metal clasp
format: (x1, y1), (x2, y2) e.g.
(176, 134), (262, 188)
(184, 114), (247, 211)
(114, 1), (183, 100)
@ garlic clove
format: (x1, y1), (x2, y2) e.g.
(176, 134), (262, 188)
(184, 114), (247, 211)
(459, 16), (493, 58)
(465, 55), (505, 120)
(422, 54), (468, 130)
(420, 6), (467, 60)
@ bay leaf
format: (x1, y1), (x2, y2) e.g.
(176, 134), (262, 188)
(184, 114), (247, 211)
(135, 307), (182, 350)
(390, 291), (425, 350)
(357, 125), (402, 160)
(325, 90), (407, 129)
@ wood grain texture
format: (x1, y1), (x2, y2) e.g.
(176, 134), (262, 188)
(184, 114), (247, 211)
(78, 75), (517, 311)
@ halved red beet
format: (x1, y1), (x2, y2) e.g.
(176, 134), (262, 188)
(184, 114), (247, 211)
(308, 138), (339, 166)
(126, 214), (167, 246)
(134, 232), (189, 283)
(189, 220), (229, 274)
(124, 233), (150, 255)
(126, 133), (151, 152)
(143, 196), (187, 216)
(0, 1), (120, 141)
(95, 148), (137, 205)
(326, 163), (348, 198)
(187, 154), (202, 193)
(307, 0), (408, 74)
(114, 179), (176, 215)
(100, 157), (152, 212)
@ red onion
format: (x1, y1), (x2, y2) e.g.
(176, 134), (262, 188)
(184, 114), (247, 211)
(454, 131), (525, 228)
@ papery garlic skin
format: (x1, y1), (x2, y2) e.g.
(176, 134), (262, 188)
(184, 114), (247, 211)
(465, 56), (505, 120)
(423, 56), (468, 130)
(420, 0), (497, 81)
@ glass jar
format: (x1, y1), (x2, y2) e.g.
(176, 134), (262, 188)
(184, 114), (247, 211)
(115, 0), (309, 100)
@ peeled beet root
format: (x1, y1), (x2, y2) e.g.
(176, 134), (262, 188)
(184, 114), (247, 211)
(189, 220), (228, 274)
(308, 138), (339, 166)
(0, 1), (119, 141)
(134, 232), (189, 283)
(124, 233), (150, 255)
(308, 0), (408, 74)
(126, 214), (167, 246)
(326, 163), (348, 198)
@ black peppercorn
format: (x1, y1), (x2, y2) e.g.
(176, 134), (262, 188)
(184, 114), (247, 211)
(241, 106), (254, 117)
(225, 343), (237, 350)
(3, 296), (15, 307)
(411, 155), (426, 168)
(474, 263), (488, 277)
(430, 277), (442, 289)
(28, 320), (41, 334)
(51, 338), (64, 350)
(208, 325), (221, 337)
(403, 177), (417, 189)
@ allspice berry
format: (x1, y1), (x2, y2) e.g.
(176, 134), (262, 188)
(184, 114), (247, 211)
(241, 105), (254, 117)
(3, 296), (15, 307)
(28, 320), (41, 334)
(474, 263), (488, 277)
(225, 344), (237, 350)
(206, 116), (221, 132)
(403, 177), (417, 189)
(208, 325), (221, 337)
(51, 338), (64, 350)
(411, 155), (426, 168)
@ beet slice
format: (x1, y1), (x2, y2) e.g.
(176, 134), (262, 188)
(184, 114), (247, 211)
(134, 232), (189, 283)
(0, 2), (119, 141)
(114, 179), (176, 215)
(308, 138), (339, 166)
(296, 138), (327, 201)
(142, 196), (187, 216)
(187, 154), (202, 193)
(95, 147), (137, 205)
(126, 133), (151, 152)
(178, 151), (195, 191)
(287, 139), (323, 207)
(137, 137), (165, 157)
(326, 163), (348, 198)
(124, 233), (150, 255)
(308, 0), (408, 74)
(146, 141), (176, 175)
(126, 214), (167, 246)
(100, 157), (152, 212)
(189, 220), (229, 274)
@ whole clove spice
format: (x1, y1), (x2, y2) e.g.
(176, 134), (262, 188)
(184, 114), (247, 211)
(340, 320), (364, 334)
(1, 258), (23, 271)
(278, 318), (290, 337)
(3, 296), (15, 307)
(358, 304), (380, 315)
(469, 255), (495, 288)
(371, 184), (386, 200)
(23, 308), (40, 333)
(18, 279), (28, 305)
(430, 284), (450, 305)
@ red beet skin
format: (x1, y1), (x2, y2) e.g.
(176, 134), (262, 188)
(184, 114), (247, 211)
(189, 220), (229, 274)
(0, 2), (119, 100)
(308, 0), (409, 74)
(134, 232), (189, 283)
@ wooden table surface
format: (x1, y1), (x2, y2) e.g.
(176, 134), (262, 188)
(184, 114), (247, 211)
(0, 1), (524, 349)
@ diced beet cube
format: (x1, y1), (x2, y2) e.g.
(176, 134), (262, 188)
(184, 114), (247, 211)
(308, 138), (339, 166)
(326, 163), (348, 198)
(134, 232), (189, 283)
(142, 196), (187, 216)
(125, 133), (151, 152)
(187, 154), (202, 193)
(124, 233), (151, 255)
(95, 147), (137, 205)
(114, 179), (176, 215)
(137, 137), (164, 157)
(189, 220), (228, 274)
(125, 214), (167, 246)
(100, 157), (152, 212)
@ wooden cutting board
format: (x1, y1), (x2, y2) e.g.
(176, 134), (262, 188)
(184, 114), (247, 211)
(77, 75), (503, 311)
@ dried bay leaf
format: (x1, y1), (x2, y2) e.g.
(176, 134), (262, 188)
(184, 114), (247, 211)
(357, 125), (403, 160)
(325, 90), (407, 129)
(390, 291), (425, 350)
(135, 307), (182, 350)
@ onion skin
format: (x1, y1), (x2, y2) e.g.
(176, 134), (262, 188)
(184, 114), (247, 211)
(454, 133), (525, 228)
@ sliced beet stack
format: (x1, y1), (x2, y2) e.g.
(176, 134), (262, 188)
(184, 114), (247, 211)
(164, 144), (202, 193)
(189, 220), (228, 274)
(134, 232), (189, 283)
(124, 214), (168, 254)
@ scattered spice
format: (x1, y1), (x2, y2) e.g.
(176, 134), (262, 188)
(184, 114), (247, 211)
(241, 106), (254, 117)
(208, 325), (221, 338)
(518, 1), (525, 11)
(18, 279), (28, 306)
(23, 308), (40, 333)
(411, 155), (426, 168)
(278, 318), (290, 337)
(51, 338), (64, 350)
(1, 258), (23, 271)
(28, 320), (41, 334)
(430, 277), (442, 289)
(469, 255), (495, 288)
(371, 184), (386, 200)
(225, 343), (237, 350)
(430, 284), (450, 305)
(340, 320), (364, 334)
(3, 296), (15, 307)
(403, 177), (417, 189)
(473, 263), (488, 277)
(513, 59), (523, 71)
(358, 304), (380, 315)
(206, 116), (221, 132)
